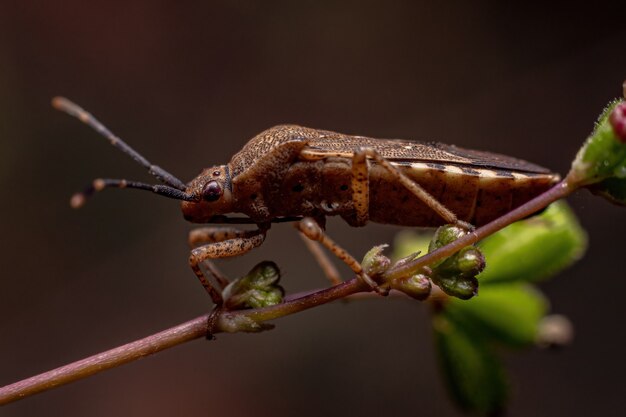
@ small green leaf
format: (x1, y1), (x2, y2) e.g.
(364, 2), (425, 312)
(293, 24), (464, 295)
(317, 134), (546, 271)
(444, 283), (548, 347)
(588, 176), (626, 205)
(434, 314), (508, 415)
(393, 230), (431, 261)
(569, 99), (626, 187)
(477, 201), (586, 284)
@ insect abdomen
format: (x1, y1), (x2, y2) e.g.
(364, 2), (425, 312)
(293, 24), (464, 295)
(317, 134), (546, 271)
(275, 159), (558, 227)
(367, 162), (558, 227)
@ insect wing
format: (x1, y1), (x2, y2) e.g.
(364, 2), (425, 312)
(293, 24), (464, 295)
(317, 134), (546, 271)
(305, 130), (551, 174)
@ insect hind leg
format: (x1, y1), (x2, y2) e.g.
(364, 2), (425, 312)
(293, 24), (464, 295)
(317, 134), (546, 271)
(358, 147), (471, 229)
(295, 217), (386, 294)
(297, 231), (343, 286)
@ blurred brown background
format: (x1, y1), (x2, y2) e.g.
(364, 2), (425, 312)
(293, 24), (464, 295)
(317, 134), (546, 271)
(1, 1), (625, 416)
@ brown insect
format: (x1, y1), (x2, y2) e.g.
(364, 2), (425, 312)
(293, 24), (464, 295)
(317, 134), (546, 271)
(53, 97), (559, 305)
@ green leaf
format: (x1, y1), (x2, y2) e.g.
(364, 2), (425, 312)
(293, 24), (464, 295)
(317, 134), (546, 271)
(588, 176), (626, 205)
(569, 99), (626, 187)
(434, 314), (508, 415)
(444, 283), (548, 348)
(477, 201), (587, 284)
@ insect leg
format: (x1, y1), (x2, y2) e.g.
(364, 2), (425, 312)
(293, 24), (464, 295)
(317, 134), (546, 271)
(188, 227), (267, 305)
(350, 150), (370, 225)
(297, 232), (343, 286)
(189, 227), (253, 289)
(358, 148), (468, 227)
(295, 217), (385, 293)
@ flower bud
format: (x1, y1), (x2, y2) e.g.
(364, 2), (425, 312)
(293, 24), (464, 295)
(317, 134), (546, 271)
(361, 245), (391, 276)
(391, 273), (432, 300)
(609, 101), (626, 143)
(223, 261), (284, 309)
(434, 275), (479, 300)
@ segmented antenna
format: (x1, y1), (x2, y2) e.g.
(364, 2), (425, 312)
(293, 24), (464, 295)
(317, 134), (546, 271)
(52, 97), (196, 207)
(68, 178), (196, 209)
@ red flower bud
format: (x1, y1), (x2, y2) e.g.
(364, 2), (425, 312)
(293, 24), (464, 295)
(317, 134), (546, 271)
(609, 102), (626, 143)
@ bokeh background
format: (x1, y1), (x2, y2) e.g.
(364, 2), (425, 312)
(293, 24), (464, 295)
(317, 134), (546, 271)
(1, 1), (625, 416)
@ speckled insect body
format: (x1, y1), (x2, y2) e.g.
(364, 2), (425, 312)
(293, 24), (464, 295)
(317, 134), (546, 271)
(182, 125), (557, 228)
(53, 98), (559, 306)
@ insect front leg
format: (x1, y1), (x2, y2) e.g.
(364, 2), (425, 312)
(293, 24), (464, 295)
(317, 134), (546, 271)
(295, 217), (386, 294)
(189, 227), (255, 289)
(188, 226), (267, 305)
(357, 147), (470, 228)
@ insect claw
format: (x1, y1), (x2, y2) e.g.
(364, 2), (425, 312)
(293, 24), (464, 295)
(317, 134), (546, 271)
(456, 220), (475, 231)
(206, 306), (224, 340)
(358, 272), (389, 295)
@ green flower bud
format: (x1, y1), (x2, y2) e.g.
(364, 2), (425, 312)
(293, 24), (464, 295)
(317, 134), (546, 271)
(223, 261), (284, 310)
(391, 273), (432, 300)
(434, 275), (479, 300)
(427, 226), (485, 300)
(429, 225), (466, 251)
(361, 244), (391, 276)
(428, 225), (470, 270)
(218, 313), (275, 333)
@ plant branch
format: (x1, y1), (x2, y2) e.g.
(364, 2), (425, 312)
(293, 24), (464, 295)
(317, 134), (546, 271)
(0, 278), (369, 406)
(0, 315), (209, 405)
(0, 178), (577, 406)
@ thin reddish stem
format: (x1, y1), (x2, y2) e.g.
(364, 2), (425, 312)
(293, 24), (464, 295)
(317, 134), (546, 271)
(0, 178), (578, 405)
(0, 316), (208, 405)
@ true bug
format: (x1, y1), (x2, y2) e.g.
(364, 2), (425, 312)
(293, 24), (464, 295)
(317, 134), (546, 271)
(53, 97), (559, 305)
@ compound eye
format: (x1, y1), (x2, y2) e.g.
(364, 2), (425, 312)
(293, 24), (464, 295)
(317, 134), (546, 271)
(202, 180), (223, 202)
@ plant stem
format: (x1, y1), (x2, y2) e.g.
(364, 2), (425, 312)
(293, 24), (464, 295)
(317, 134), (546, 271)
(0, 279), (368, 406)
(0, 178), (577, 406)
(0, 315), (209, 405)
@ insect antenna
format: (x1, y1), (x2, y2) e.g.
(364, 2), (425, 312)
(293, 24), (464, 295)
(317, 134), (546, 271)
(52, 97), (187, 190)
(53, 97), (195, 207)
(70, 178), (197, 209)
